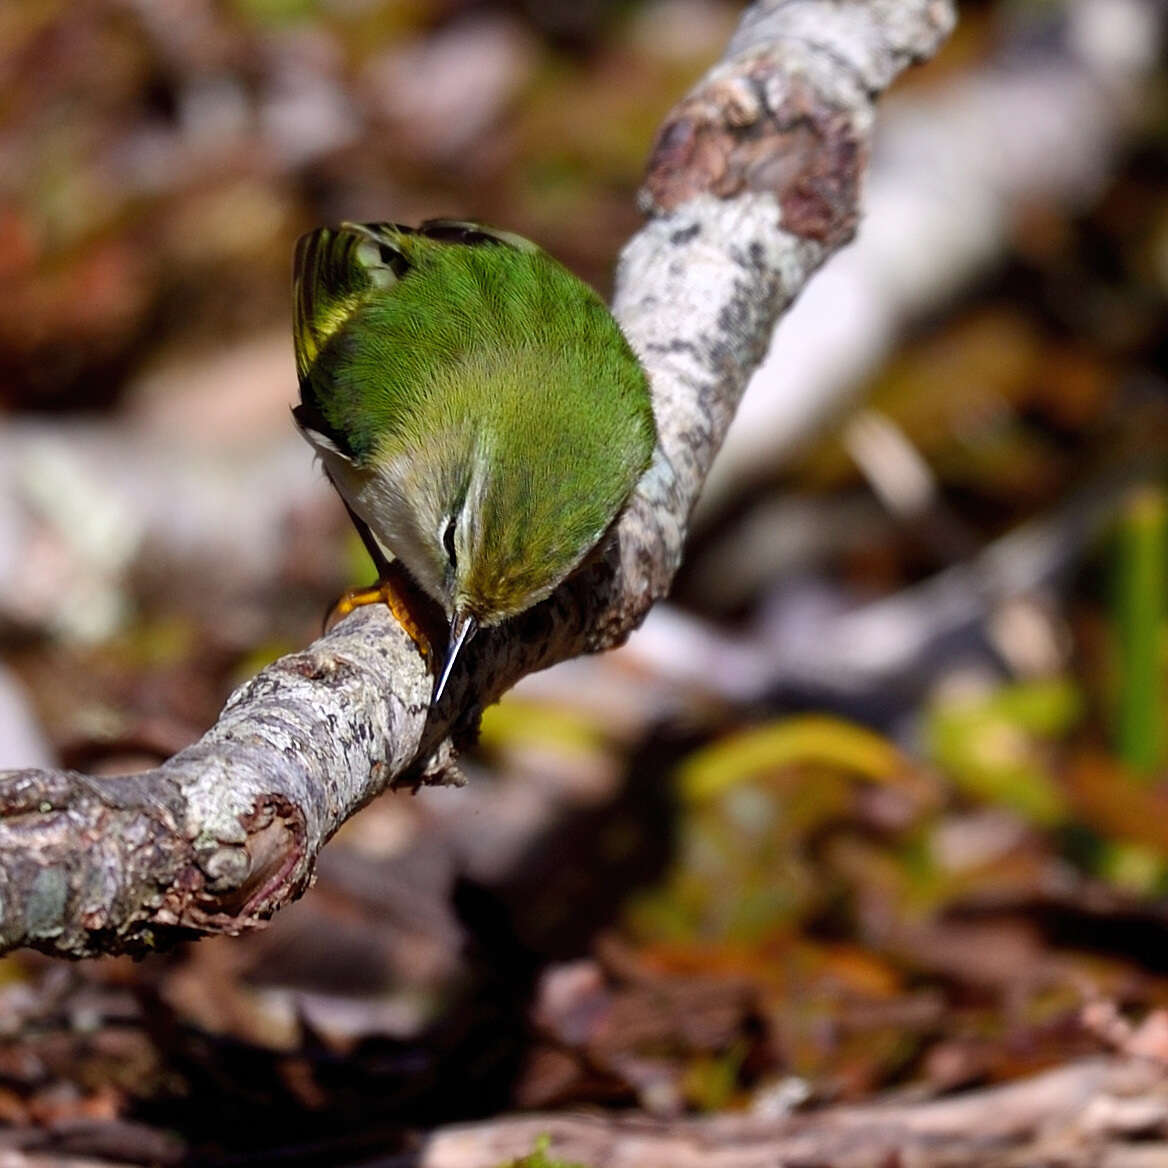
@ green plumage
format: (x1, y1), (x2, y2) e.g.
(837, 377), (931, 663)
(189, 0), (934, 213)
(292, 219), (655, 644)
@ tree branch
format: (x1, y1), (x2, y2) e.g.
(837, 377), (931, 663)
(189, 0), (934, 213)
(0, 0), (955, 959)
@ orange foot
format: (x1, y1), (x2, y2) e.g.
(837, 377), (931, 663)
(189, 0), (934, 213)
(325, 563), (438, 663)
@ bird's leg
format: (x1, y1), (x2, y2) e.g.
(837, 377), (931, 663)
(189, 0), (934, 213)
(326, 563), (434, 661)
(325, 499), (440, 662)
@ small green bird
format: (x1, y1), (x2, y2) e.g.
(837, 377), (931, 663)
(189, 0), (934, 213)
(292, 219), (656, 701)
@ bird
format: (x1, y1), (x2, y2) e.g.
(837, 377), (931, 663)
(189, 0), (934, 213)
(292, 218), (656, 702)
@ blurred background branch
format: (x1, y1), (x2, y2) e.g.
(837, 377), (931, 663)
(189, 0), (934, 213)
(419, 1053), (1168, 1167)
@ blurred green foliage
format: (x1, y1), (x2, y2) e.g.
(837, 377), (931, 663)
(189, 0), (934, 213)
(926, 679), (1080, 824)
(498, 1136), (588, 1168)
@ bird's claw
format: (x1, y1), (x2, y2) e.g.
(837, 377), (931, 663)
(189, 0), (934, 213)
(324, 568), (435, 664)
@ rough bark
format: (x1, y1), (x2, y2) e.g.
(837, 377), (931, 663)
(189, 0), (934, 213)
(0, 0), (955, 959)
(418, 1055), (1168, 1168)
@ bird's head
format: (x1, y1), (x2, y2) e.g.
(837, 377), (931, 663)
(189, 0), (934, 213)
(398, 437), (618, 702)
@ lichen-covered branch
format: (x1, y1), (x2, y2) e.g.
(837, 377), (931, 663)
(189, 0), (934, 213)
(0, 0), (955, 959)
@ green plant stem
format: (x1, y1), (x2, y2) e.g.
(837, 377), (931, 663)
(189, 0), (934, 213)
(1115, 486), (1168, 777)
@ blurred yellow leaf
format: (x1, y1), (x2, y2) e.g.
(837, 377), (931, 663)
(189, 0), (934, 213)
(479, 698), (607, 757)
(680, 716), (904, 803)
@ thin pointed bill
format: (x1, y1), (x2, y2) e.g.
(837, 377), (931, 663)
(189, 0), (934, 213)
(433, 610), (478, 704)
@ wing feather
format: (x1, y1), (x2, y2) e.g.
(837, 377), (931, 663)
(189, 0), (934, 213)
(291, 218), (548, 462)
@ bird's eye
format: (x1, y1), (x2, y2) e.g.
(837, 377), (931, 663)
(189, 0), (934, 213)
(442, 516), (458, 568)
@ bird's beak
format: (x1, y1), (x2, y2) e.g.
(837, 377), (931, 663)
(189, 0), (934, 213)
(433, 610), (478, 704)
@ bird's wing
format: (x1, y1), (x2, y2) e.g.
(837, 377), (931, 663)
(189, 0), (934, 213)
(292, 222), (412, 459)
(291, 219), (540, 461)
